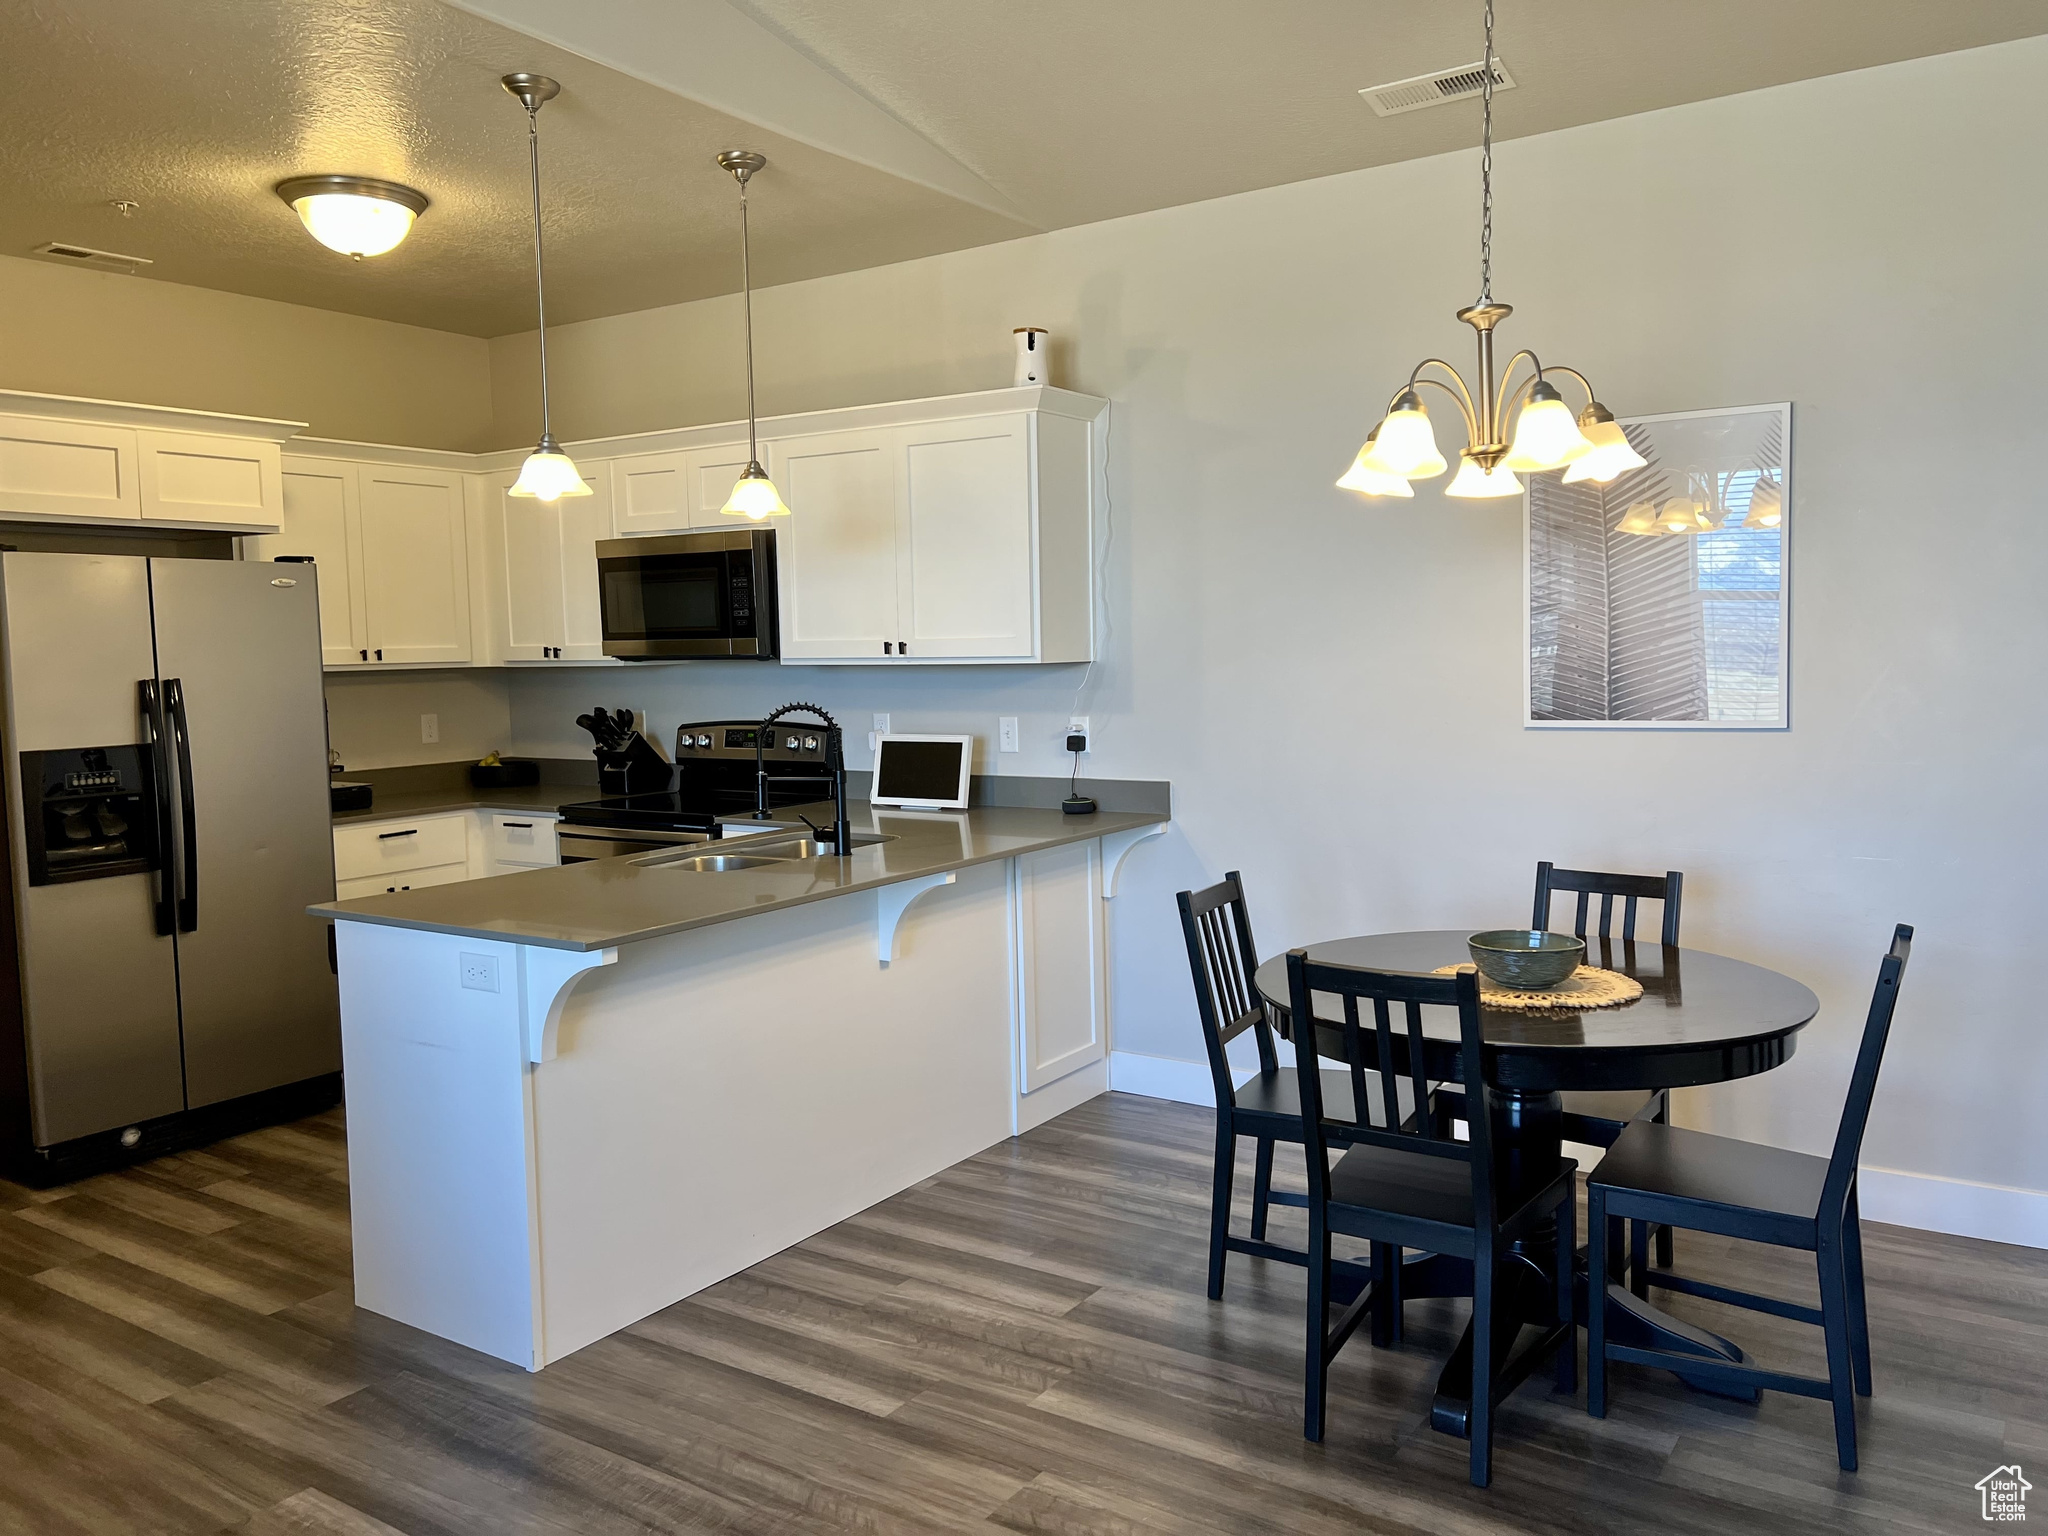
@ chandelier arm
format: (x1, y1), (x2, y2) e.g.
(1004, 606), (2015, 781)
(1491, 348), (1545, 430)
(1543, 365), (1598, 405)
(1402, 359), (1480, 437)
(1410, 377), (1480, 445)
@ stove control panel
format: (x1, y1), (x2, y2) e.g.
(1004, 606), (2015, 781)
(674, 719), (828, 762)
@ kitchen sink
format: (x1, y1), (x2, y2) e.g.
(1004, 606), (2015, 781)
(752, 833), (893, 859)
(643, 852), (791, 874)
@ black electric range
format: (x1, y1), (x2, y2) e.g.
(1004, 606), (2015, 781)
(556, 719), (834, 862)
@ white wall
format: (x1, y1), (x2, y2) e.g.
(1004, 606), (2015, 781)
(500, 38), (2048, 1238)
(0, 255), (496, 451)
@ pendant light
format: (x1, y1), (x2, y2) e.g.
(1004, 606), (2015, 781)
(1335, 425), (1414, 497)
(1337, 0), (1645, 501)
(503, 74), (591, 502)
(275, 175), (428, 259)
(717, 150), (790, 518)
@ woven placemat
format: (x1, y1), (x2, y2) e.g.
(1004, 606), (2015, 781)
(1432, 963), (1643, 1011)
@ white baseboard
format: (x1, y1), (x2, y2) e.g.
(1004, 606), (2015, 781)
(1105, 1054), (2048, 1252)
(1857, 1165), (2048, 1251)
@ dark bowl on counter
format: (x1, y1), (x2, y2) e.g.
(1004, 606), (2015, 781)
(470, 759), (541, 789)
(1466, 929), (1585, 989)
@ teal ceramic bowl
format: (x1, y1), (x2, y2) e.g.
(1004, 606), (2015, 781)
(1466, 929), (1586, 990)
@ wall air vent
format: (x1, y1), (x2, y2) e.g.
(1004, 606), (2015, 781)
(1359, 59), (1516, 118)
(31, 241), (153, 272)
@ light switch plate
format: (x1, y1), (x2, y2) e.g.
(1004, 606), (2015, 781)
(420, 713), (439, 744)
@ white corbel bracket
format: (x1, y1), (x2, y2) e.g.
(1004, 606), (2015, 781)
(877, 872), (955, 965)
(520, 946), (618, 1063)
(1101, 822), (1167, 897)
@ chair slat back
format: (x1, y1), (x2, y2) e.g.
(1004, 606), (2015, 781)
(1177, 873), (1275, 1108)
(1285, 952), (1495, 1224)
(1821, 924), (1913, 1219)
(1534, 861), (1684, 947)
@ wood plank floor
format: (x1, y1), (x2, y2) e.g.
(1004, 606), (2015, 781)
(0, 1093), (2038, 1534)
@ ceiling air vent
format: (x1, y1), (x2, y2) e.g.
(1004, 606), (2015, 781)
(31, 241), (153, 272)
(1359, 59), (1516, 118)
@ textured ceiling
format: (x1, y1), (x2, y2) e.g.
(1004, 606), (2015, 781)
(0, 0), (1032, 336)
(4, 0), (2044, 337)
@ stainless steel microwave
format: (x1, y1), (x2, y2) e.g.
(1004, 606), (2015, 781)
(595, 528), (779, 660)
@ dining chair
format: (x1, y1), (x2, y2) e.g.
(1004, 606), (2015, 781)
(1178, 874), (1376, 1301)
(1287, 950), (1577, 1488)
(1587, 924), (1913, 1472)
(1432, 862), (1685, 1282)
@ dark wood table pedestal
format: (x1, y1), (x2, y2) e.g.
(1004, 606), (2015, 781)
(1254, 932), (1817, 1445)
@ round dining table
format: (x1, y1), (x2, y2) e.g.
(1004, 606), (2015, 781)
(1251, 929), (1820, 1439)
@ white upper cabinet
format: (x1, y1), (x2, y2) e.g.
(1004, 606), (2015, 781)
(896, 414), (1034, 660)
(0, 414), (140, 521)
(0, 393), (296, 530)
(609, 443), (750, 535)
(771, 430), (901, 661)
(248, 458), (364, 666)
(491, 462), (613, 662)
(136, 430), (283, 530)
(357, 466), (472, 665)
(763, 394), (1098, 665)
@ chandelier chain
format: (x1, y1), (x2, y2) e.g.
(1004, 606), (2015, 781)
(1478, 0), (1494, 306)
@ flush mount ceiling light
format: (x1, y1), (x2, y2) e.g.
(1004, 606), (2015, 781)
(274, 175), (427, 259)
(717, 150), (790, 519)
(1337, 0), (1645, 502)
(502, 74), (591, 502)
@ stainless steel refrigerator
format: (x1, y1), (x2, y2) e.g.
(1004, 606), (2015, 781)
(0, 552), (339, 1180)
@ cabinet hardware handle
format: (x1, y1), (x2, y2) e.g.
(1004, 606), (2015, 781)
(377, 829), (418, 840)
(359, 649), (368, 661)
(503, 822), (534, 829)
(374, 648), (383, 661)
(883, 642), (892, 654)
(900, 641), (910, 655)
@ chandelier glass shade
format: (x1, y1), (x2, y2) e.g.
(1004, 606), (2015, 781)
(1337, 0), (1642, 502)
(718, 151), (791, 519)
(503, 75), (591, 502)
(1336, 426), (1414, 497)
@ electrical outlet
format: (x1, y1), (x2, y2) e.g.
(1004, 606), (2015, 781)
(870, 712), (891, 753)
(1068, 716), (1090, 753)
(420, 713), (439, 745)
(873, 713), (891, 734)
(458, 952), (499, 993)
(998, 716), (1019, 753)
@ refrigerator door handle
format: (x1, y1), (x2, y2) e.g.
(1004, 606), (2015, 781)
(164, 676), (199, 932)
(137, 679), (177, 937)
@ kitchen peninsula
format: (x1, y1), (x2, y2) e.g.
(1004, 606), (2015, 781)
(313, 796), (1166, 1370)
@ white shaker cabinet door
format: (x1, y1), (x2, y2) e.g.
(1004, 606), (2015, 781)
(771, 430), (901, 661)
(683, 442), (756, 528)
(610, 443), (748, 536)
(894, 414), (1035, 660)
(1013, 839), (1108, 1093)
(559, 464), (613, 659)
(495, 471), (566, 661)
(137, 430), (282, 530)
(0, 414), (140, 521)
(357, 466), (472, 664)
(254, 457), (366, 666)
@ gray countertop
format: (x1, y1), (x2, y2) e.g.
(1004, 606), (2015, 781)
(311, 801), (1167, 952)
(331, 783), (588, 826)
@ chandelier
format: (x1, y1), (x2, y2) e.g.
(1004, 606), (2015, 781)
(1338, 0), (1644, 500)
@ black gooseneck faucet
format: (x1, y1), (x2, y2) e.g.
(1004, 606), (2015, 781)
(752, 702), (852, 854)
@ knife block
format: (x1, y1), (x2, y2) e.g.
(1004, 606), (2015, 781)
(596, 733), (673, 796)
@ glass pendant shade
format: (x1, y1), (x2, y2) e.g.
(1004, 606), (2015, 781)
(1445, 455), (1524, 498)
(276, 176), (427, 258)
(1562, 413), (1649, 484)
(1363, 393), (1448, 479)
(721, 463), (791, 519)
(1743, 480), (1784, 529)
(1336, 428), (1414, 497)
(1502, 384), (1594, 472)
(508, 444), (591, 501)
(1613, 500), (1660, 535)
(1655, 496), (1710, 535)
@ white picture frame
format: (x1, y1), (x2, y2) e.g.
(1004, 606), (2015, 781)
(870, 734), (974, 809)
(1524, 401), (1791, 730)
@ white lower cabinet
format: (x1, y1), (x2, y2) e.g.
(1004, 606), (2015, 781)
(1012, 839), (1108, 1093)
(333, 808), (561, 898)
